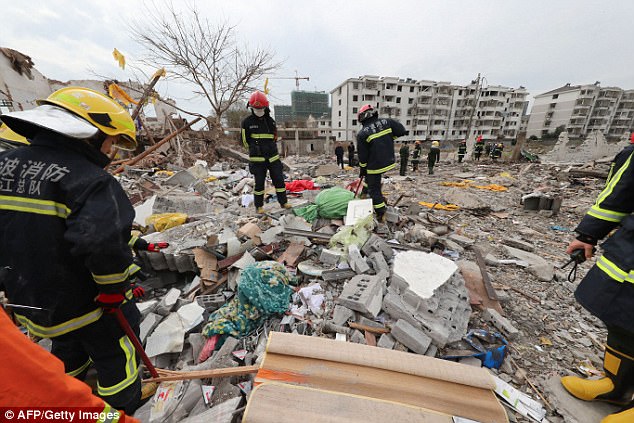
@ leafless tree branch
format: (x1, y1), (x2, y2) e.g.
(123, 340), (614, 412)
(128, 1), (281, 128)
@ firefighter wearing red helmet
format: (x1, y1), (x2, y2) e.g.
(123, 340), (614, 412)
(241, 91), (290, 213)
(356, 104), (406, 220)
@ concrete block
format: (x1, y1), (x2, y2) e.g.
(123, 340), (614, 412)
(362, 233), (394, 259)
(350, 329), (367, 344)
(482, 308), (520, 340)
(384, 207), (399, 223)
(502, 237), (535, 252)
(136, 300), (158, 318)
(145, 313), (185, 357)
(447, 233), (475, 248)
(377, 333), (396, 349)
(356, 316), (385, 329)
(331, 305), (355, 326)
(165, 170), (197, 187)
(337, 274), (383, 318)
(320, 247), (343, 266)
(368, 251), (389, 275)
(348, 244), (370, 274)
(425, 344), (438, 358)
(390, 319), (432, 354)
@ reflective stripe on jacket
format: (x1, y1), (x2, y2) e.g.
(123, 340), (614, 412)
(576, 150), (634, 284)
(241, 113), (279, 162)
(0, 132), (137, 336)
(356, 117), (406, 174)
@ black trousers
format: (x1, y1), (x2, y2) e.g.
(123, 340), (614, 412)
(348, 154), (354, 167)
(52, 301), (142, 413)
(458, 154), (465, 163)
(365, 173), (386, 216)
(250, 160), (287, 208)
(336, 154), (344, 169)
(400, 158), (408, 176)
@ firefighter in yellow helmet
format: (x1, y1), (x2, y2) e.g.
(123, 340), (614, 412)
(0, 87), (148, 413)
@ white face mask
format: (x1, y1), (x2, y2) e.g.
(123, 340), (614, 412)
(253, 108), (265, 117)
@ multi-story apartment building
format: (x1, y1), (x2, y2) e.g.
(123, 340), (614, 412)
(330, 75), (528, 143)
(273, 90), (330, 126)
(526, 83), (634, 139)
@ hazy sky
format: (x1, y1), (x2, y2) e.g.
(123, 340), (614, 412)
(2, 1), (633, 117)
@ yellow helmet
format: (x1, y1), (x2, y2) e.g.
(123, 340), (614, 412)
(0, 123), (29, 145)
(431, 140), (439, 147)
(38, 87), (137, 150)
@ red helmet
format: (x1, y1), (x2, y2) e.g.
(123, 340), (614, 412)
(248, 91), (269, 109)
(630, 133), (634, 144)
(358, 104), (377, 123)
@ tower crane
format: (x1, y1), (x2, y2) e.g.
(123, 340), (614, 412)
(266, 70), (310, 91)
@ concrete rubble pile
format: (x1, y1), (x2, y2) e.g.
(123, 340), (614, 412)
(108, 143), (622, 423)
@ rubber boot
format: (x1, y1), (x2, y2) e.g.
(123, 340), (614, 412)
(282, 203), (293, 209)
(561, 344), (634, 405)
(602, 404), (634, 423)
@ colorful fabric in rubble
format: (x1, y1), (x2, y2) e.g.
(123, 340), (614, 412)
(285, 179), (318, 193)
(202, 261), (295, 338)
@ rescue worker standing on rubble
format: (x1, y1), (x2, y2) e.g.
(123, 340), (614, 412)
(399, 142), (409, 176)
(412, 140), (422, 172)
(457, 140), (467, 163)
(0, 87), (154, 414)
(607, 133), (634, 184)
(335, 142), (345, 169)
(241, 91), (290, 214)
(356, 104), (406, 221)
(428, 140), (441, 174)
(474, 136), (484, 161)
(560, 141), (634, 422)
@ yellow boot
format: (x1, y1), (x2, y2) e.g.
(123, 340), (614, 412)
(601, 406), (634, 423)
(561, 344), (634, 405)
(281, 203), (292, 209)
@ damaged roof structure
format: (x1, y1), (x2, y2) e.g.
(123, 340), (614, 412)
(0, 47), (628, 423)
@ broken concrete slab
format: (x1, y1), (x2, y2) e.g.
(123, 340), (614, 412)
(331, 304), (355, 326)
(503, 245), (554, 281)
(165, 170), (197, 188)
(392, 251), (458, 299)
(482, 308), (520, 340)
(390, 319), (432, 354)
(140, 312), (163, 344)
(178, 396), (241, 423)
(155, 288), (182, 316)
(502, 237), (535, 253)
(348, 244), (370, 274)
(145, 313), (185, 357)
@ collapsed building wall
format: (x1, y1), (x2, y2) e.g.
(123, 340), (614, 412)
(542, 130), (630, 163)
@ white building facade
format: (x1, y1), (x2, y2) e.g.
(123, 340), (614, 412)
(527, 83), (634, 139)
(330, 75), (528, 143)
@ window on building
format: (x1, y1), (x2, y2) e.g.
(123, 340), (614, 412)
(353, 82), (359, 89)
(408, 98), (414, 104)
(338, 111), (341, 116)
(352, 119), (357, 125)
(352, 95), (358, 101)
(338, 88), (342, 95)
(552, 94), (559, 99)
(338, 132), (341, 137)
(338, 122), (341, 127)
(338, 99), (342, 106)
(397, 86), (402, 92)
(409, 87), (414, 92)
(396, 97), (401, 103)
(352, 107), (358, 113)
(406, 120), (411, 125)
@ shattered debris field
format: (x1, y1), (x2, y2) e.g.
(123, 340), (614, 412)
(51, 137), (619, 423)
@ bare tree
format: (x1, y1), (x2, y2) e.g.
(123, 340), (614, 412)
(129, 2), (281, 128)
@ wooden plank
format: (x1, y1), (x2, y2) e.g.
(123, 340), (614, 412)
(143, 364), (259, 383)
(457, 260), (504, 314)
(193, 248), (217, 280)
(243, 383), (453, 423)
(348, 321), (390, 335)
(364, 331), (377, 347)
(265, 332), (494, 390)
(257, 353), (507, 423)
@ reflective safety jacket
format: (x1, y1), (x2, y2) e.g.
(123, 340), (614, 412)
(607, 144), (634, 183)
(0, 309), (138, 422)
(0, 132), (139, 338)
(241, 113), (280, 164)
(458, 144), (467, 155)
(576, 149), (634, 284)
(356, 116), (406, 174)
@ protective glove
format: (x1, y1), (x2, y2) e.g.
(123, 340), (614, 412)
(359, 167), (367, 178)
(134, 237), (169, 252)
(95, 292), (126, 313)
(130, 283), (145, 300)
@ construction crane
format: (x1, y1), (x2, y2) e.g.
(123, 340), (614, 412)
(266, 70), (310, 91)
